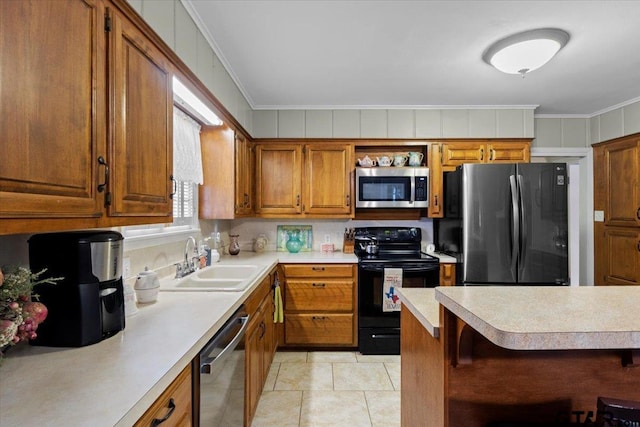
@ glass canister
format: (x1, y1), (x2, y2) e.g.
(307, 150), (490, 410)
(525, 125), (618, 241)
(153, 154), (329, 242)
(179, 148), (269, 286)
(229, 234), (240, 255)
(285, 229), (303, 253)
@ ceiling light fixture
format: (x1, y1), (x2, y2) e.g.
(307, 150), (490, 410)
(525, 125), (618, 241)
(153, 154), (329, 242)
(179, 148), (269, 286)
(482, 28), (569, 77)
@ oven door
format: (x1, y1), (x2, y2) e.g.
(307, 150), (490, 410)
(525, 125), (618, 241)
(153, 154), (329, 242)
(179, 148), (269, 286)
(358, 262), (439, 354)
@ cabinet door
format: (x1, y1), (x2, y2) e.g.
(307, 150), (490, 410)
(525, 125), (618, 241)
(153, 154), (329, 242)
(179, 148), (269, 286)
(441, 143), (486, 166)
(0, 0), (105, 222)
(428, 144), (443, 217)
(604, 138), (640, 227)
(235, 133), (253, 216)
(304, 144), (353, 215)
(255, 144), (302, 215)
(487, 142), (530, 163)
(601, 227), (640, 286)
(245, 303), (265, 426)
(108, 6), (173, 218)
(134, 364), (192, 427)
(439, 263), (456, 286)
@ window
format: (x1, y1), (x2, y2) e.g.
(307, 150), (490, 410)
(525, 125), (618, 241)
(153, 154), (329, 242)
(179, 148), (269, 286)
(172, 180), (198, 227)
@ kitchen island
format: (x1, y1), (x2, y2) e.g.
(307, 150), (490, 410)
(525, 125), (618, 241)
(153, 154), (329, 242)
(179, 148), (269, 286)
(398, 286), (640, 427)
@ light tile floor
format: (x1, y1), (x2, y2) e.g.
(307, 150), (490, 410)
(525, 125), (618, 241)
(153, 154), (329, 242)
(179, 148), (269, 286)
(252, 351), (401, 427)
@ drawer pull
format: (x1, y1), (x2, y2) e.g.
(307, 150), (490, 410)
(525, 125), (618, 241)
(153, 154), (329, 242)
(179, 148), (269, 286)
(151, 398), (176, 426)
(312, 316), (328, 321)
(637, 207), (640, 220)
(312, 267), (325, 271)
(312, 283), (326, 288)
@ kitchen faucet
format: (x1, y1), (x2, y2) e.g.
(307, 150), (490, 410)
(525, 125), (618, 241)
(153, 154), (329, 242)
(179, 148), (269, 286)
(175, 236), (199, 278)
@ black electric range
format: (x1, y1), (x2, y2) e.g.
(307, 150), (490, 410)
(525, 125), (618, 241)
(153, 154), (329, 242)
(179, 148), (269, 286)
(354, 227), (440, 355)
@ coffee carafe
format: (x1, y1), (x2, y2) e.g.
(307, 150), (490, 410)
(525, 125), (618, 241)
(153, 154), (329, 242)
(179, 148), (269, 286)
(28, 231), (126, 347)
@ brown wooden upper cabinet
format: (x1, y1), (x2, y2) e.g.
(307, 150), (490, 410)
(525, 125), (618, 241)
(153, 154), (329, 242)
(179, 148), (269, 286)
(255, 143), (354, 218)
(441, 140), (530, 167)
(200, 128), (254, 219)
(0, 0), (174, 235)
(427, 140), (531, 219)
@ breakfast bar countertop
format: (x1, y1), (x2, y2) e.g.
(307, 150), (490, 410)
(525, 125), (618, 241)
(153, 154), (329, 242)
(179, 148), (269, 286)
(399, 286), (640, 351)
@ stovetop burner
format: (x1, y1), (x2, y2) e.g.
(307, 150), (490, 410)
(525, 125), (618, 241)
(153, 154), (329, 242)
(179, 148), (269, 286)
(354, 227), (439, 264)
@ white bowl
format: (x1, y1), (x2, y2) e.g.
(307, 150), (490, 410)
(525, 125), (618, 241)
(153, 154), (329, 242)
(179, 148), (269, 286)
(135, 286), (159, 304)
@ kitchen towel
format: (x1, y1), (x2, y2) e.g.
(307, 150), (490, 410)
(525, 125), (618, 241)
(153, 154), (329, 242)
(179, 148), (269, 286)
(382, 268), (403, 312)
(273, 274), (284, 323)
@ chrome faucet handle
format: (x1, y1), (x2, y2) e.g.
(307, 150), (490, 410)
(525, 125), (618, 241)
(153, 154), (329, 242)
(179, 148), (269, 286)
(174, 262), (184, 278)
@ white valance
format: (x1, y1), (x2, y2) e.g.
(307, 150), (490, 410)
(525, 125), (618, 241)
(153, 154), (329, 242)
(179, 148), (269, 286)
(173, 108), (203, 184)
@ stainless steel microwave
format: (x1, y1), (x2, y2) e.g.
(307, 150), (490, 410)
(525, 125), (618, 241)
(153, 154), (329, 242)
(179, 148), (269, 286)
(356, 167), (429, 208)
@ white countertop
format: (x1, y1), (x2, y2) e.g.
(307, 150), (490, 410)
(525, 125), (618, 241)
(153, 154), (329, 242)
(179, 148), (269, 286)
(0, 251), (357, 427)
(397, 288), (440, 338)
(399, 286), (640, 351)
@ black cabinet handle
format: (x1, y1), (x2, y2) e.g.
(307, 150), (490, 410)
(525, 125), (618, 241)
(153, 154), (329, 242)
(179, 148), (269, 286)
(312, 267), (325, 271)
(312, 316), (327, 321)
(151, 398), (176, 426)
(434, 194), (438, 207)
(312, 283), (326, 288)
(480, 147), (484, 161)
(169, 175), (176, 200)
(296, 194), (300, 206)
(637, 240), (640, 253)
(636, 207), (640, 220)
(97, 156), (109, 193)
(346, 194), (350, 207)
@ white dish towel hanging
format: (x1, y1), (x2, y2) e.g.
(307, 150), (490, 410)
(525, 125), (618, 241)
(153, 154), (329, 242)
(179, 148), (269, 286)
(382, 268), (403, 312)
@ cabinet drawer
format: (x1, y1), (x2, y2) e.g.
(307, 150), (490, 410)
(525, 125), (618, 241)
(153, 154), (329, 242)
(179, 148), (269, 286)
(285, 314), (354, 345)
(135, 364), (192, 427)
(283, 264), (353, 278)
(285, 280), (353, 311)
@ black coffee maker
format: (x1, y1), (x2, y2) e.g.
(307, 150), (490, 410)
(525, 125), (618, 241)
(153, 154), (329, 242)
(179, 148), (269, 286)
(28, 230), (126, 347)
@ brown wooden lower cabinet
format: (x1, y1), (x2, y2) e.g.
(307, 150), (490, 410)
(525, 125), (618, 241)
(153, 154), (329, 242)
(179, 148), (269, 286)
(439, 263), (456, 286)
(401, 306), (640, 427)
(285, 313), (354, 345)
(134, 364), (192, 427)
(597, 226), (640, 285)
(281, 263), (357, 347)
(244, 268), (278, 427)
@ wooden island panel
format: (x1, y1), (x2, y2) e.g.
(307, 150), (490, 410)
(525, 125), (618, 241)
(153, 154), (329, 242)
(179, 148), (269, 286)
(401, 305), (640, 427)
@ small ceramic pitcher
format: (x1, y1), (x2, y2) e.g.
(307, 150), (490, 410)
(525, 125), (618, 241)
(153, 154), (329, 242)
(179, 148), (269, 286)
(376, 156), (393, 167)
(393, 154), (408, 166)
(408, 151), (424, 166)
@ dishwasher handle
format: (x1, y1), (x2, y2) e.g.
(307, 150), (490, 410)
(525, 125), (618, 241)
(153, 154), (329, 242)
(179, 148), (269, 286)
(200, 313), (249, 375)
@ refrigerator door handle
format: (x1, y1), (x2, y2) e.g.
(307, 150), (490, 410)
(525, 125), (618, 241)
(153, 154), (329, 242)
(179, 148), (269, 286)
(517, 174), (527, 275)
(509, 175), (519, 278)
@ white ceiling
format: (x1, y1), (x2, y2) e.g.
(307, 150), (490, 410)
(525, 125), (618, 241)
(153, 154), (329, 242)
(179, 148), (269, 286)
(186, 0), (640, 115)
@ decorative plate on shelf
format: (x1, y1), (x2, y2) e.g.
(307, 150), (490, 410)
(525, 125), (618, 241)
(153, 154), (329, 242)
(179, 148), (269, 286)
(276, 225), (313, 252)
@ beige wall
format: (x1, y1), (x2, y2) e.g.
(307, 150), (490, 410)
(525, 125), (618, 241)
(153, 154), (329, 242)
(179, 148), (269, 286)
(251, 108), (536, 139)
(127, 0), (253, 134)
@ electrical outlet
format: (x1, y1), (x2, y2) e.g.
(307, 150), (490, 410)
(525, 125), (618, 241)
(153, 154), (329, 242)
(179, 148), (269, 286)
(324, 234), (331, 243)
(123, 257), (131, 278)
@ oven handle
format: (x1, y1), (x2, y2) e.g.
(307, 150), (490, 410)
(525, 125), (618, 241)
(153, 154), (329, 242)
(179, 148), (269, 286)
(359, 264), (440, 273)
(200, 313), (249, 374)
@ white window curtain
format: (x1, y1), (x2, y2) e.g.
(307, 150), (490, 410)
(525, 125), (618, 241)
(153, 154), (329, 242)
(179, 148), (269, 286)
(173, 108), (203, 184)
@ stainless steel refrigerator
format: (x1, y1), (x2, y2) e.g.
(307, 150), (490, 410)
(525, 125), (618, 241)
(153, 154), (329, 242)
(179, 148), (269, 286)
(436, 163), (569, 285)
